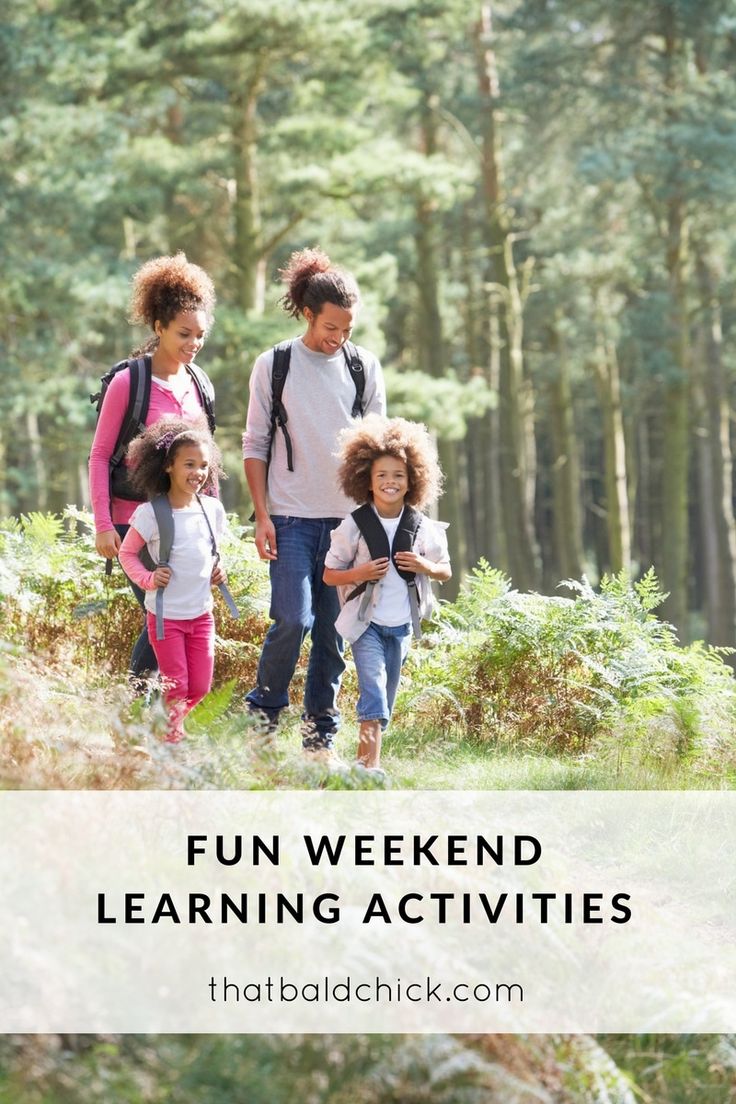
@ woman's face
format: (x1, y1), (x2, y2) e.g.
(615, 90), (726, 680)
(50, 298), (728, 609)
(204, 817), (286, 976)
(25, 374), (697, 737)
(155, 309), (208, 365)
(302, 302), (356, 356)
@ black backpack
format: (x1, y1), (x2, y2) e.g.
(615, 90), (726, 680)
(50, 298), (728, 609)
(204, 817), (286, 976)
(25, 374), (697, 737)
(266, 339), (366, 472)
(346, 503), (424, 638)
(90, 354), (216, 502)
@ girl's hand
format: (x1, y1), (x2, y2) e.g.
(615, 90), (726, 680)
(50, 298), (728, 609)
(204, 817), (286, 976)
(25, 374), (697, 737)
(356, 557), (390, 583)
(211, 563), (226, 586)
(95, 529), (121, 559)
(153, 566), (172, 588)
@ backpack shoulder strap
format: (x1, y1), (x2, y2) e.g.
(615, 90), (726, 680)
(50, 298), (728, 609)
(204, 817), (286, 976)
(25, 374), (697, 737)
(352, 502), (390, 561)
(345, 504), (391, 603)
(392, 506), (423, 583)
(269, 341), (295, 472)
(342, 341), (365, 418)
(393, 506), (424, 639)
(186, 362), (216, 434)
(110, 356), (151, 469)
(151, 493), (175, 641)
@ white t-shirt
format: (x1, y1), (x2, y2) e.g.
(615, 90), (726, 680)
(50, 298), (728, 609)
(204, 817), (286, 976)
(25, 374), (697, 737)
(370, 514), (411, 626)
(130, 496), (226, 620)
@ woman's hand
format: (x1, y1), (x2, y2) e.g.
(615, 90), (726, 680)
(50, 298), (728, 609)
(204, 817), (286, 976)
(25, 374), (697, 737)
(95, 529), (121, 559)
(211, 563), (227, 586)
(152, 566), (172, 588)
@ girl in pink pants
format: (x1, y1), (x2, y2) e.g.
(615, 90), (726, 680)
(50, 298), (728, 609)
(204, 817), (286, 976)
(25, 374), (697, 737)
(119, 416), (228, 742)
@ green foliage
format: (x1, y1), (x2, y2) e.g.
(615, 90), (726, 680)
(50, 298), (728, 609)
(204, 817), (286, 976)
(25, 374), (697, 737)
(402, 561), (736, 762)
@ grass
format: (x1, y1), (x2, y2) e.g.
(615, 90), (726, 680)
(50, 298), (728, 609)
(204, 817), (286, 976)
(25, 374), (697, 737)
(2, 646), (731, 792)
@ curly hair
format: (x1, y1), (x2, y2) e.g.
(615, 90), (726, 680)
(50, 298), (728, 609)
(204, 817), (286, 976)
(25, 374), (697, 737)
(129, 252), (216, 338)
(336, 414), (443, 511)
(279, 247), (360, 319)
(125, 414), (224, 499)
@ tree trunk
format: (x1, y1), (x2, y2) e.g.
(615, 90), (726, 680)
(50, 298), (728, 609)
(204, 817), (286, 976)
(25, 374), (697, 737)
(694, 248), (736, 651)
(548, 322), (584, 580)
(658, 5), (690, 636)
(593, 313), (631, 575)
(232, 65), (265, 313)
(415, 95), (465, 597)
(474, 3), (539, 590)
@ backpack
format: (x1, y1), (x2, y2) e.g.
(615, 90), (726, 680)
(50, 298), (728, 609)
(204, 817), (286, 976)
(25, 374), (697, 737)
(90, 354), (216, 503)
(346, 503), (424, 638)
(149, 492), (239, 641)
(266, 339), (366, 472)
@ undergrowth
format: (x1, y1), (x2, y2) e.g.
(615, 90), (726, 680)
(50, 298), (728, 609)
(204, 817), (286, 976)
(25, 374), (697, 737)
(1, 514), (736, 789)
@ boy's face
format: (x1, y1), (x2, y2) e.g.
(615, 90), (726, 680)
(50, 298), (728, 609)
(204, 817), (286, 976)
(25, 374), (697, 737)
(370, 454), (409, 517)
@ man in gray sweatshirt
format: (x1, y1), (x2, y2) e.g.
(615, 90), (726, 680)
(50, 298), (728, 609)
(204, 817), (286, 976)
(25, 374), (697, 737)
(242, 250), (386, 762)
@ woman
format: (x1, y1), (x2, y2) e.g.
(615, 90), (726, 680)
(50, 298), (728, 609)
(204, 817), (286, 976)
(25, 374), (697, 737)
(89, 252), (217, 684)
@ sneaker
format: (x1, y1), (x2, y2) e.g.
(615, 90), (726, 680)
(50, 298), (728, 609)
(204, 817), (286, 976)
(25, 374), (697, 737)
(356, 763), (387, 781)
(302, 747), (347, 772)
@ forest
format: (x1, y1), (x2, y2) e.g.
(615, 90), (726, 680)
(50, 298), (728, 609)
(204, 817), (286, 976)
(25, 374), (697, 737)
(3, 2), (736, 1099)
(4, 0), (736, 645)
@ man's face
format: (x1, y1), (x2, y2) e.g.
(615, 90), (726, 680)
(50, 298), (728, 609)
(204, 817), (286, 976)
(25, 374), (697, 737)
(302, 302), (357, 355)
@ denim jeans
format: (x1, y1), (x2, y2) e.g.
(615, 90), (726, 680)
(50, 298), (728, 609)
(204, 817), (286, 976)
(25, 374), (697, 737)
(246, 516), (345, 748)
(350, 621), (412, 729)
(115, 523), (158, 680)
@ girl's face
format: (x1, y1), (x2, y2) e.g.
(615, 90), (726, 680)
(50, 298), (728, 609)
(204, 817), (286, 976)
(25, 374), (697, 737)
(166, 443), (210, 500)
(370, 454), (409, 517)
(302, 302), (356, 356)
(155, 309), (208, 365)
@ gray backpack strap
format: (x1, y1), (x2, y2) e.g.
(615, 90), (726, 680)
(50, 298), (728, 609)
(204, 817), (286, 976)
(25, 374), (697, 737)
(195, 494), (240, 621)
(151, 494), (175, 641)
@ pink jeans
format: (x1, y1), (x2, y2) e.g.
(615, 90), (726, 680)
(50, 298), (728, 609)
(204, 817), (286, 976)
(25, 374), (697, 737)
(146, 612), (215, 741)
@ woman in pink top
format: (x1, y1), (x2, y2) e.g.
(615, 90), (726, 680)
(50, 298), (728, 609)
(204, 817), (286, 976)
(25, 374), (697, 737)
(89, 253), (216, 683)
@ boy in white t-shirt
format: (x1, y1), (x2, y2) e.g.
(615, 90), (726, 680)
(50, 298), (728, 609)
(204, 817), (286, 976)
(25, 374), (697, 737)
(323, 415), (451, 775)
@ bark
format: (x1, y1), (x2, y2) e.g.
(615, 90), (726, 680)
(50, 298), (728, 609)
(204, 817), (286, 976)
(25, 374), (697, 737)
(26, 409), (48, 512)
(474, 3), (539, 590)
(232, 65), (266, 313)
(593, 313), (631, 574)
(658, 6), (690, 636)
(694, 249), (736, 650)
(415, 94), (465, 597)
(548, 323), (584, 580)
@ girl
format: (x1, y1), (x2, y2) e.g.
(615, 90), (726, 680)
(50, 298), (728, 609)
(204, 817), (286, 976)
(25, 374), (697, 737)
(89, 252), (217, 685)
(118, 416), (227, 742)
(323, 415), (451, 774)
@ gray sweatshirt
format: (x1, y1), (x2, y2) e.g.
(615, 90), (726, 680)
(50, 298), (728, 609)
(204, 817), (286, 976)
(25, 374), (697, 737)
(242, 337), (386, 518)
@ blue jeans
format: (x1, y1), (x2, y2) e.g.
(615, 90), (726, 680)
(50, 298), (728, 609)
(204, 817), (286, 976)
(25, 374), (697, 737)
(246, 516), (345, 748)
(115, 523), (158, 680)
(350, 621), (412, 729)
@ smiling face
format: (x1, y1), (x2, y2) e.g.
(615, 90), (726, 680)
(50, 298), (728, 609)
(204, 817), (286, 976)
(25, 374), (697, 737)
(165, 442), (210, 503)
(302, 301), (357, 356)
(154, 308), (208, 366)
(370, 454), (409, 517)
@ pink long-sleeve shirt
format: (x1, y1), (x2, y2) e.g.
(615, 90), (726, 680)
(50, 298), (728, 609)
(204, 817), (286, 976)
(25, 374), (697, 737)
(89, 365), (207, 532)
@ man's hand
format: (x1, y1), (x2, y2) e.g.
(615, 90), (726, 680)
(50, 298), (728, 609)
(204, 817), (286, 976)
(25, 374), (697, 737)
(254, 515), (278, 561)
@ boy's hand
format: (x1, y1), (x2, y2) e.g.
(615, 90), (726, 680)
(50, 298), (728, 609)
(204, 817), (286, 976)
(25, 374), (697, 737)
(211, 563), (227, 586)
(356, 557), (390, 583)
(153, 566), (172, 588)
(394, 550), (432, 575)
